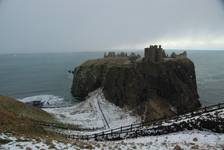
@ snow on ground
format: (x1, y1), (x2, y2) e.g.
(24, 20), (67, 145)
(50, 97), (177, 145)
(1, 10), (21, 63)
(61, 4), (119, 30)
(44, 92), (105, 129)
(0, 133), (82, 150)
(1, 130), (224, 150)
(91, 130), (224, 150)
(19, 95), (66, 107)
(14, 89), (224, 149)
(97, 91), (138, 129)
(43, 89), (139, 130)
(158, 107), (224, 127)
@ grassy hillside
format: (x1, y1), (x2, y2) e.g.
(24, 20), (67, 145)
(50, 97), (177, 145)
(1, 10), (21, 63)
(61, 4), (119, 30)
(0, 96), (92, 148)
(0, 96), (56, 136)
(0, 96), (56, 122)
(81, 57), (130, 67)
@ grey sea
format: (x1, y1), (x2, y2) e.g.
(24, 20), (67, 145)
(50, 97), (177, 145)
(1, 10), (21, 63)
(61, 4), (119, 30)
(0, 51), (224, 106)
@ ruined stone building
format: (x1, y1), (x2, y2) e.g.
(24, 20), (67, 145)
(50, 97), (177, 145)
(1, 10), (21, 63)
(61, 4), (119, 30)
(104, 52), (128, 58)
(171, 51), (187, 58)
(144, 45), (164, 63)
(104, 52), (116, 58)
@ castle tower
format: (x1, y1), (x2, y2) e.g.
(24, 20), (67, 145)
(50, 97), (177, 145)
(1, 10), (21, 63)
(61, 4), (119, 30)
(144, 45), (164, 63)
(155, 45), (163, 62)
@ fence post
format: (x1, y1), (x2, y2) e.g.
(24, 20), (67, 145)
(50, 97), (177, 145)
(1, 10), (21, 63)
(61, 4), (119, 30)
(218, 103), (221, 109)
(87, 135), (89, 140)
(102, 131), (104, 139)
(121, 126), (122, 133)
(94, 134), (97, 140)
(111, 129), (113, 136)
(130, 124), (133, 132)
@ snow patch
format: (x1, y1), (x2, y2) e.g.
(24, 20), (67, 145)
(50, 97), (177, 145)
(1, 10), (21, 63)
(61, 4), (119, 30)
(43, 89), (139, 130)
(0, 133), (79, 150)
(93, 130), (224, 150)
(1, 130), (224, 150)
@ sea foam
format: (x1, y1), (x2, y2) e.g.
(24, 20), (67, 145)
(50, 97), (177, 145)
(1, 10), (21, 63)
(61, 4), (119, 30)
(19, 95), (65, 107)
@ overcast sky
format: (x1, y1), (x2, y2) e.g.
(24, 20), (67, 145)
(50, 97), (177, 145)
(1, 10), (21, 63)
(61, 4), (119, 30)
(0, 0), (224, 53)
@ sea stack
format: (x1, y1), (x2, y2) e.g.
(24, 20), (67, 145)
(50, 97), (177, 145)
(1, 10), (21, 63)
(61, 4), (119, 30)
(71, 45), (201, 121)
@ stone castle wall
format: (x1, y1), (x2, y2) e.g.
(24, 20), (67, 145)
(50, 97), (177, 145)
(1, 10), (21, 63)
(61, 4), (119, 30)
(144, 45), (164, 63)
(104, 45), (187, 63)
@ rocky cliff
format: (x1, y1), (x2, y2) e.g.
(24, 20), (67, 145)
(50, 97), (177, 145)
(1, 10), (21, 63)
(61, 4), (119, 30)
(71, 54), (201, 121)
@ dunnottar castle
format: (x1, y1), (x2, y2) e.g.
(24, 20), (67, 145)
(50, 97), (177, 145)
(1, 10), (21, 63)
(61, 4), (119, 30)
(104, 45), (187, 63)
(73, 44), (200, 123)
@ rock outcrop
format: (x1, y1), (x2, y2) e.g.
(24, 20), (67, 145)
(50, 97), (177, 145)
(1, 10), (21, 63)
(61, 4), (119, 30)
(71, 46), (201, 121)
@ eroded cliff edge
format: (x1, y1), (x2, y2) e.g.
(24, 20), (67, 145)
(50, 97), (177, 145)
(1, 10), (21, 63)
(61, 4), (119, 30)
(71, 46), (201, 121)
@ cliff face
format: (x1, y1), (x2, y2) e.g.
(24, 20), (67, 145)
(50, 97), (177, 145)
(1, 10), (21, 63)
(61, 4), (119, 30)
(71, 57), (201, 121)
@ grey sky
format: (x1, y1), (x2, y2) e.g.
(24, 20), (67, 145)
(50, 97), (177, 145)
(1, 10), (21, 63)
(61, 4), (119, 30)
(0, 0), (224, 53)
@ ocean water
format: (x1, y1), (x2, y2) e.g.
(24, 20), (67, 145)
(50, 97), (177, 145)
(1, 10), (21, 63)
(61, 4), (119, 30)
(0, 51), (223, 106)
(188, 50), (224, 105)
(0, 52), (103, 105)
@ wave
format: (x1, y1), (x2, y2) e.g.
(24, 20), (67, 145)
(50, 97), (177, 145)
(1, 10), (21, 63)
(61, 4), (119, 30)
(19, 94), (66, 107)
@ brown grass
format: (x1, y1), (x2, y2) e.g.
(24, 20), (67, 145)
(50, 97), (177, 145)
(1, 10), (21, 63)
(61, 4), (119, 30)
(166, 57), (192, 64)
(0, 96), (97, 148)
(0, 96), (57, 137)
(81, 57), (130, 67)
(0, 96), (55, 123)
(143, 98), (175, 121)
(0, 138), (12, 144)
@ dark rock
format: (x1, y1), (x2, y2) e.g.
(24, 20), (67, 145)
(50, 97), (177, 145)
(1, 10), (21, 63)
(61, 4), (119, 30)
(174, 145), (183, 150)
(25, 101), (43, 107)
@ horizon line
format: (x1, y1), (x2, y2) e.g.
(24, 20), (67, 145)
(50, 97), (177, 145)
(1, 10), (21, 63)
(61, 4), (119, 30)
(0, 48), (224, 55)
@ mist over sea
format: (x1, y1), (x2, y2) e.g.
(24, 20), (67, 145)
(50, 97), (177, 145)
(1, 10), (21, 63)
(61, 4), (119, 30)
(0, 50), (223, 106)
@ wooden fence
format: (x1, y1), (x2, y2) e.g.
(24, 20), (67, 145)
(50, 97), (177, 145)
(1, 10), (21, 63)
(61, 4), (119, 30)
(39, 102), (224, 141)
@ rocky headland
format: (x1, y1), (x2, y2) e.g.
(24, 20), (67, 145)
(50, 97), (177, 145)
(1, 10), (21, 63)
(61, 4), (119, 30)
(71, 45), (201, 121)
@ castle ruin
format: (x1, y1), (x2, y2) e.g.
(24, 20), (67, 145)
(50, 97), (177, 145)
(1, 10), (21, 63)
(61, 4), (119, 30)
(104, 45), (187, 63)
(104, 52), (128, 58)
(171, 51), (187, 58)
(144, 45), (165, 63)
